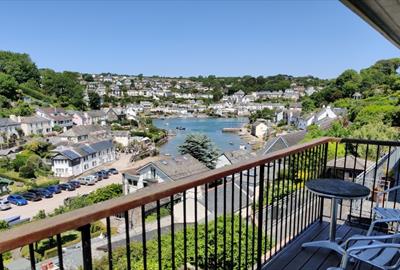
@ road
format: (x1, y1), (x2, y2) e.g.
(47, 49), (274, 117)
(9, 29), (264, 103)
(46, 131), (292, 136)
(0, 153), (138, 221)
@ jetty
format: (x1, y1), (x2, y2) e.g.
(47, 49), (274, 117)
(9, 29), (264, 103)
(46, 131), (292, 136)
(222, 127), (242, 133)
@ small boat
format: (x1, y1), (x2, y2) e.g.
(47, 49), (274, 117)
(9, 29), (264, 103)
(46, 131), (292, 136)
(229, 142), (234, 145)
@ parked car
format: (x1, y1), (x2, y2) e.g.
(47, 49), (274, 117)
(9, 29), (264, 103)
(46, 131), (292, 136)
(99, 170), (109, 179)
(78, 177), (95, 186)
(108, 168), (118, 175)
(28, 188), (53, 199)
(21, 192), (42, 201)
(68, 180), (81, 189)
(93, 172), (103, 181)
(58, 183), (75, 191)
(7, 194), (28, 206)
(46, 185), (62, 194)
(0, 198), (11, 210)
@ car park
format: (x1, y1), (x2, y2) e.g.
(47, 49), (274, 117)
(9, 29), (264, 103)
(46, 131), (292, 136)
(68, 180), (81, 189)
(59, 183), (75, 191)
(7, 194), (28, 206)
(0, 198), (11, 210)
(108, 168), (118, 175)
(46, 185), (62, 194)
(21, 192), (42, 201)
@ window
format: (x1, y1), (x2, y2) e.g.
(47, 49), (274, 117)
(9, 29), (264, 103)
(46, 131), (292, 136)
(151, 167), (156, 178)
(143, 182), (148, 187)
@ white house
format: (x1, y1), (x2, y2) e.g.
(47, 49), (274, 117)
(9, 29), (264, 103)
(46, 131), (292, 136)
(122, 154), (209, 194)
(10, 115), (52, 136)
(251, 119), (270, 139)
(51, 139), (115, 178)
(0, 118), (21, 144)
(36, 108), (73, 131)
(297, 106), (338, 130)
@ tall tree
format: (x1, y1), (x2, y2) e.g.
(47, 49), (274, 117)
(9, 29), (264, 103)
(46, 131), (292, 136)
(178, 134), (220, 169)
(0, 51), (40, 83)
(88, 91), (101, 110)
(0, 72), (18, 100)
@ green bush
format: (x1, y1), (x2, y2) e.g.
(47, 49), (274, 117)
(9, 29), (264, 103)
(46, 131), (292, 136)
(19, 163), (36, 178)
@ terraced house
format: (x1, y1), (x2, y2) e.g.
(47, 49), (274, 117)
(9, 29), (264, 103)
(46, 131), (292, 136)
(51, 139), (115, 178)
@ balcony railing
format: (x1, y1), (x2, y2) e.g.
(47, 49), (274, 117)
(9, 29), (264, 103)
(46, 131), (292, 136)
(0, 137), (399, 270)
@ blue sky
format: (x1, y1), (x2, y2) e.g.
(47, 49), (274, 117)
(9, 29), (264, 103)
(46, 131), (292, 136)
(0, 1), (398, 78)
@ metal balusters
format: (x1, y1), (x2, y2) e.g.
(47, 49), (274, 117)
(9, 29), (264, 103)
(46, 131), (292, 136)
(56, 234), (64, 270)
(300, 151), (307, 232)
(183, 191), (187, 270)
(339, 143), (349, 220)
(204, 184), (208, 270)
(231, 173), (235, 267)
(371, 145), (381, 219)
(80, 224), (92, 270)
(271, 160), (277, 255)
(349, 144), (359, 216)
(275, 159), (281, 252)
(141, 205), (147, 270)
(238, 171), (243, 270)
(124, 211), (131, 270)
(294, 153), (301, 236)
(303, 148), (311, 228)
(280, 157), (286, 249)
(213, 180), (218, 268)
(264, 163), (270, 256)
(156, 200), (162, 270)
(394, 152), (400, 210)
(383, 146), (392, 208)
(170, 195), (176, 270)
(256, 164), (265, 268)
(251, 167), (257, 269)
(359, 144), (370, 219)
(194, 186), (198, 270)
(245, 170), (250, 268)
(223, 177), (227, 268)
(29, 243), (36, 270)
(0, 253), (3, 270)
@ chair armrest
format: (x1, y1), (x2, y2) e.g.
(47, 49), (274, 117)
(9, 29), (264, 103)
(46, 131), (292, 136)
(348, 243), (400, 253)
(377, 185), (400, 196)
(343, 233), (400, 248)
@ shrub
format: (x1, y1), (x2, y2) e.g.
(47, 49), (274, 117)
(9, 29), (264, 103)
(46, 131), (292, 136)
(19, 163), (36, 178)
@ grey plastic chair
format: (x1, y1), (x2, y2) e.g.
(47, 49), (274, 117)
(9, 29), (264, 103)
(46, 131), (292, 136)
(327, 234), (400, 269)
(367, 185), (400, 236)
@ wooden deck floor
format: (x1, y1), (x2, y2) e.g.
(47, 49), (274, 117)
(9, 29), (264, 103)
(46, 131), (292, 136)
(263, 221), (382, 270)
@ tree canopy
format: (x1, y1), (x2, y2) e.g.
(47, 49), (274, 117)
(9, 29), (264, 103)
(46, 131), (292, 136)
(178, 134), (220, 169)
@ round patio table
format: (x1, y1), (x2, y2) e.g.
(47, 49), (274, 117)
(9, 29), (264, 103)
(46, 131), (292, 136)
(301, 178), (370, 254)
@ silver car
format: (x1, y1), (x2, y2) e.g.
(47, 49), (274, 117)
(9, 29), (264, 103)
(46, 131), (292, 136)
(0, 198), (11, 211)
(79, 176), (96, 186)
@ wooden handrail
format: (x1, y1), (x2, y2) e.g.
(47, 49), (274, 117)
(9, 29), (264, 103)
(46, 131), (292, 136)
(0, 137), (336, 253)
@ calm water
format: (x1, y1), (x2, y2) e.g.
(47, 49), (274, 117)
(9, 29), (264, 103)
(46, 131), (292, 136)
(153, 118), (249, 156)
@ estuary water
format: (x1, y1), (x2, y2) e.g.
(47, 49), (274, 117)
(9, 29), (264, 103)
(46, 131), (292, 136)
(153, 117), (249, 156)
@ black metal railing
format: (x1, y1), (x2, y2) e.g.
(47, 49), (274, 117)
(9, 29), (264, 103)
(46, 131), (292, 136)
(0, 137), (399, 270)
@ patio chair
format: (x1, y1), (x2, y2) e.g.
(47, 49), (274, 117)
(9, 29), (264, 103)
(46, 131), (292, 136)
(367, 184), (400, 236)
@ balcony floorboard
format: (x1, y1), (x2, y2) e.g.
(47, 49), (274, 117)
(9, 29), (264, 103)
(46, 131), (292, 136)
(264, 221), (383, 270)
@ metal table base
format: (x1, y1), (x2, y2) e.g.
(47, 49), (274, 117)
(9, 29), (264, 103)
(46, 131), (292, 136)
(302, 198), (345, 255)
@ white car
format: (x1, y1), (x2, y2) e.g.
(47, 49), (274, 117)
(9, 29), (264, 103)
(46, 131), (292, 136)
(0, 198), (11, 211)
(78, 177), (95, 186)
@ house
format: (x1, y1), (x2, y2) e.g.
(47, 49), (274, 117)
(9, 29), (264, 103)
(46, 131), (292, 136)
(258, 130), (307, 155)
(51, 139), (115, 178)
(36, 108), (73, 131)
(58, 125), (110, 143)
(0, 118), (21, 144)
(251, 119), (270, 139)
(297, 106), (338, 130)
(10, 115), (52, 136)
(353, 92), (363, 100)
(216, 149), (257, 169)
(112, 130), (131, 147)
(326, 155), (374, 180)
(84, 110), (106, 125)
(122, 154), (209, 194)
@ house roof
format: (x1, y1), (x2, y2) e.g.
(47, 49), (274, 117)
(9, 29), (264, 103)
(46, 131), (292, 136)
(60, 125), (109, 137)
(54, 139), (113, 160)
(86, 110), (106, 118)
(140, 154), (209, 181)
(223, 149), (257, 165)
(326, 155), (374, 171)
(0, 118), (19, 127)
(259, 130), (306, 155)
(19, 116), (51, 124)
